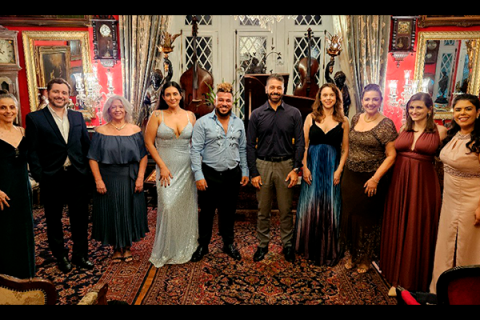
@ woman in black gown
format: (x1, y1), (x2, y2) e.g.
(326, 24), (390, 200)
(0, 92), (36, 278)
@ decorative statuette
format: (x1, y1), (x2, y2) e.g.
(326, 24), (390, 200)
(158, 31), (182, 58)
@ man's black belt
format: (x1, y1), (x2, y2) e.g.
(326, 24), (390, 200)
(257, 156), (291, 162)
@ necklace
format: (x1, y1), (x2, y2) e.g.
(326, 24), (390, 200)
(109, 122), (127, 131)
(364, 113), (380, 123)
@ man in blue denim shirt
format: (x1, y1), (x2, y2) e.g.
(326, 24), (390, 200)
(190, 82), (249, 262)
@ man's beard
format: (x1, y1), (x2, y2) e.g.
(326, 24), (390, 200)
(49, 98), (68, 108)
(216, 107), (232, 119)
(268, 92), (282, 103)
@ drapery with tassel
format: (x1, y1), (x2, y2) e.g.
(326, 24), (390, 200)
(333, 15), (391, 114)
(119, 15), (170, 125)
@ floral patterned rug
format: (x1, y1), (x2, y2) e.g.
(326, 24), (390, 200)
(33, 206), (156, 305)
(135, 211), (396, 305)
(33, 207), (397, 305)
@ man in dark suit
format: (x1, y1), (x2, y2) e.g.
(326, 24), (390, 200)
(26, 78), (93, 273)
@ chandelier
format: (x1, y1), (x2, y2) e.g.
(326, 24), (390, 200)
(234, 15), (297, 29)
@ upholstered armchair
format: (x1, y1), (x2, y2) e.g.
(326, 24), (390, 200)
(436, 265), (480, 305)
(0, 274), (57, 305)
(0, 274), (109, 305)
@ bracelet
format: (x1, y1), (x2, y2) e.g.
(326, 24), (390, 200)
(371, 177), (380, 184)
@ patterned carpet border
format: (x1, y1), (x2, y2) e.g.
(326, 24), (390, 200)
(134, 211), (397, 305)
(33, 207), (396, 305)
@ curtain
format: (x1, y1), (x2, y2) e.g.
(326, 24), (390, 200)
(119, 15), (170, 125)
(333, 15), (391, 115)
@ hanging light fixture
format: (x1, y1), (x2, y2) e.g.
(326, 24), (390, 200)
(234, 15), (297, 30)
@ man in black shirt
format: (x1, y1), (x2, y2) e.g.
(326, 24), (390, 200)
(246, 74), (305, 263)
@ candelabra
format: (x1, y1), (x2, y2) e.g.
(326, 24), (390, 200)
(326, 32), (342, 59)
(388, 70), (423, 109)
(105, 70), (115, 99)
(386, 70), (432, 128)
(386, 70), (420, 125)
(74, 64), (115, 124)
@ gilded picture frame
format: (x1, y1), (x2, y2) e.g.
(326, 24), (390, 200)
(414, 31), (480, 120)
(418, 15), (480, 28)
(0, 15), (90, 27)
(22, 31), (91, 114)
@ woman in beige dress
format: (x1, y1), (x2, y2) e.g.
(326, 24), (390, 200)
(430, 94), (480, 294)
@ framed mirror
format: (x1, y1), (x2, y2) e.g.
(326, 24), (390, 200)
(22, 30), (92, 116)
(414, 31), (480, 120)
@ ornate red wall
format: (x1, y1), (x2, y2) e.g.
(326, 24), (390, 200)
(4, 16), (123, 127)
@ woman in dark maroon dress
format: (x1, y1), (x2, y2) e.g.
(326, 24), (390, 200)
(380, 92), (447, 292)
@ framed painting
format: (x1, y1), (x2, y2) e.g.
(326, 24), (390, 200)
(36, 46), (71, 88)
(0, 15), (90, 27)
(69, 40), (82, 60)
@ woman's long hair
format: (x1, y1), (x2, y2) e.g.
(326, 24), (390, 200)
(157, 81), (185, 110)
(404, 92), (437, 133)
(442, 93), (480, 154)
(311, 83), (345, 123)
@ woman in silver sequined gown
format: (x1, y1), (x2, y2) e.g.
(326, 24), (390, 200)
(144, 82), (198, 268)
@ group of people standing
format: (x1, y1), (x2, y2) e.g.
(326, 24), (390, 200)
(1, 73), (479, 299)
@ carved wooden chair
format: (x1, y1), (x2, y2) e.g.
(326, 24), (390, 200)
(0, 274), (57, 305)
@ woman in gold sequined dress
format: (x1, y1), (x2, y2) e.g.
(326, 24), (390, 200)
(429, 94), (480, 293)
(340, 84), (398, 274)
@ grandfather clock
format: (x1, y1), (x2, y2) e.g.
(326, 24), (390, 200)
(0, 25), (22, 124)
(91, 15), (119, 68)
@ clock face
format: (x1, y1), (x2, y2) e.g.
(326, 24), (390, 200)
(397, 21), (411, 34)
(100, 24), (112, 37)
(427, 40), (438, 50)
(0, 39), (15, 64)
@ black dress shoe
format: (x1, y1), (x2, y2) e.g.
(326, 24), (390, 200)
(283, 246), (295, 263)
(223, 244), (241, 260)
(253, 246), (268, 262)
(190, 245), (209, 262)
(72, 256), (94, 270)
(57, 256), (72, 273)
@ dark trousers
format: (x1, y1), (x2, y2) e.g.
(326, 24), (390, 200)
(40, 167), (90, 260)
(197, 164), (241, 246)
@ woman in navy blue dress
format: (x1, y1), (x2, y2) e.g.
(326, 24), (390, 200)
(88, 95), (149, 263)
(294, 83), (349, 266)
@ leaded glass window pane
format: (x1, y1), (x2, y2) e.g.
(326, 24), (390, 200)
(236, 36), (268, 119)
(185, 36), (213, 72)
(185, 15), (213, 25)
(295, 15), (322, 26)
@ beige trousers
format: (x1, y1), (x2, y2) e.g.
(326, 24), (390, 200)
(255, 158), (294, 248)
